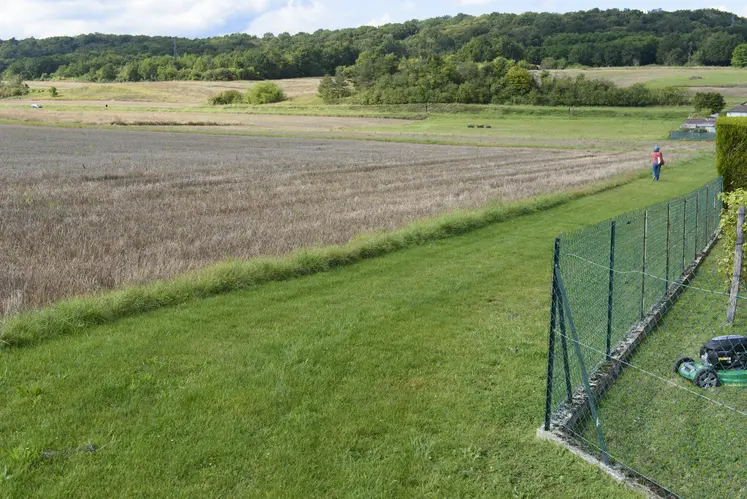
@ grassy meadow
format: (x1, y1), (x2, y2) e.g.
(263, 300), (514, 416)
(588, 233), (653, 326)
(545, 66), (747, 88)
(0, 68), (734, 147)
(0, 100), (706, 152)
(0, 154), (719, 497)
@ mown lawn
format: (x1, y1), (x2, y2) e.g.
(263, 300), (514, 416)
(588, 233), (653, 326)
(0, 155), (718, 497)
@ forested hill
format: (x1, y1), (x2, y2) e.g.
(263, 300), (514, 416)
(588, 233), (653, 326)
(1, 8), (745, 81)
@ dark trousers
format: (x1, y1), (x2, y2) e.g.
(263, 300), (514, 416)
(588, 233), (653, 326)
(652, 162), (661, 181)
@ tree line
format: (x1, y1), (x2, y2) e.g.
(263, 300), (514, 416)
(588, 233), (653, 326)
(314, 55), (693, 106)
(1, 9), (746, 82)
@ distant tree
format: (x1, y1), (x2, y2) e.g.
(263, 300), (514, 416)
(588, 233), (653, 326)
(695, 32), (740, 66)
(693, 91), (726, 114)
(317, 71), (351, 103)
(494, 36), (525, 62)
(732, 44), (747, 67)
(118, 63), (142, 82)
(505, 66), (533, 95)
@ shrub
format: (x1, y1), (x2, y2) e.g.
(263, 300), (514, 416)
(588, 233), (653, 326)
(717, 189), (747, 285)
(516, 60), (537, 70)
(654, 86), (690, 106)
(208, 90), (244, 105)
(716, 117), (747, 192)
(693, 91), (725, 114)
(49, 86), (58, 97)
(246, 81), (286, 104)
(0, 77), (30, 99)
(505, 66), (533, 95)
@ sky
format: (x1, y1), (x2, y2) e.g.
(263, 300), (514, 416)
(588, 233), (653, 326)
(0, 0), (743, 40)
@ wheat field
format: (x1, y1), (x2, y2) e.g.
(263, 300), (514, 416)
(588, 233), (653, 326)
(0, 124), (666, 313)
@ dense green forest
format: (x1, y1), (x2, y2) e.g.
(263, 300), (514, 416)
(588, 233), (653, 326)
(1, 8), (746, 83)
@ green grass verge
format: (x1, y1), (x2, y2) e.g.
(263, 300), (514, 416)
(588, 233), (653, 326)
(0, 167), (656, 348)
(0, 155), (717, 497)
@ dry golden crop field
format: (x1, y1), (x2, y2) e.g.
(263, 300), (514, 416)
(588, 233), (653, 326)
(23, 78), (322, 103)
(0, 124), (672, 314)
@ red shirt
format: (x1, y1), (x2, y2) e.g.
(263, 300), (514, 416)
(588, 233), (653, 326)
(652, 151), (664, 164)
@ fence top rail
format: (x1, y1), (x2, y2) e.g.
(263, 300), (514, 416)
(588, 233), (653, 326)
(555, 177), (723, 248)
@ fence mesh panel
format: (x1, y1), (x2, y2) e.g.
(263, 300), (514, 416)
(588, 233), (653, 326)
(544, 177), (747, 498)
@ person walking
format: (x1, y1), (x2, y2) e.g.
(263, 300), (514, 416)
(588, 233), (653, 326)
(651, 145), (664, 181)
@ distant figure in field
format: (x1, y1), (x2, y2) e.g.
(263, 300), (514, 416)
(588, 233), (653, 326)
(651, 145), (664, 181)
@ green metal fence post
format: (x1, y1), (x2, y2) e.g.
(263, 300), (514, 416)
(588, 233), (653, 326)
(544, 238), (560, 431)
(557, 270), (609, 465)
(640, 210), (648, 320)
(665, 203), (670, 295)
(695, 191), (699, 258)
(606, 220), (616, 361)
(683, 198), (687, 273)
(705, 185), (710, 243)
(559, 283), (573, 403)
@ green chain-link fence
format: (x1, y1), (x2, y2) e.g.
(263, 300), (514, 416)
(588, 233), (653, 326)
(543, 177), (747, 497)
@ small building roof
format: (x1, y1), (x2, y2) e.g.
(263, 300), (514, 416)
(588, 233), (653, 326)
(727, 102), (747, 114)
(684, 118), (716, 125)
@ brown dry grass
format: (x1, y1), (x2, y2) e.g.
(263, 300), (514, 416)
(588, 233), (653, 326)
(24, 79), (321, 103)
(0, 108), (411, 131)
(0, 124), (682, 314)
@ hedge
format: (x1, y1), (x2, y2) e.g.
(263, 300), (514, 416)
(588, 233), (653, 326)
(716, 117), (747, 192)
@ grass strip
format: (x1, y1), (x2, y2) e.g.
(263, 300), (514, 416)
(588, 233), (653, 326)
(0, 167), (655, 348)
(0, 120), (662, 151)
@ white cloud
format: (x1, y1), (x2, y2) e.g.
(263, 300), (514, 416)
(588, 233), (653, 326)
(401, 1), (417, 13)
(367, 13), (393, 27)
(0, 0), (270, 38)
(710, 4), (747, 16)
(456, 0), (495, 5)
(246, 1), (346, 35)
(2, 0), (747, 40)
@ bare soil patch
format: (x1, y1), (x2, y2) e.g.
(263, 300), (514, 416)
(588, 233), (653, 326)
(0, 125), (668, 313)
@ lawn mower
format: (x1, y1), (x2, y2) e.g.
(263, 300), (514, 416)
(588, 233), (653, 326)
(674, 335), (747, 388)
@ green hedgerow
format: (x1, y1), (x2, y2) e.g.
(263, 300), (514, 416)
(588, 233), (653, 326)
(716, 117), (747, 193)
